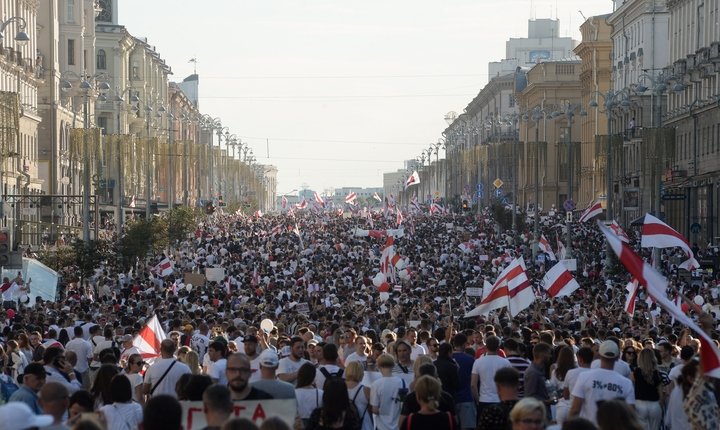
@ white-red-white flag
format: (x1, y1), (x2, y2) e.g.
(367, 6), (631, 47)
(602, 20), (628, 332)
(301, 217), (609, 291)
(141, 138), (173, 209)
(429, 203), (445, 215)
(345, 192), (357, 204)
(538, 235), (557, 261)
(295, 198), (308, 210)
(578, 200), (603, 222)
(404, 171), (420, 189)
(254, 210), (263, 218)
(269, 225), (283, 236)
(599, 221), (720, 378)
(373, 192), (382, 203)
(465, 280), (508, 317)
(507, 257), (534, 316)
(410, 196), (421, 212)
(640, 213), (698, 270)
(133, 314), (166, 361)
(313, 192), (325, 207)
(542, 262), (580, 297)
(281, 195), (288, 209)
(610, 220), (631, 243)
(625, 279), (640, 315)
(396, 209), (404, 227)
(155, 257), (174, 277)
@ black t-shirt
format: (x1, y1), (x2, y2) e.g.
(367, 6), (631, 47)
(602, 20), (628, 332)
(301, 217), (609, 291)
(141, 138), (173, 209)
(239, 387), (274, 400)
(477, 399), (517, 430)
(633, 368), (661, 401)
(401, 411), (455, 430)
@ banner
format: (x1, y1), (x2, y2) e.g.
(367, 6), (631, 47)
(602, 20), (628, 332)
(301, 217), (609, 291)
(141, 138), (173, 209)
(205, 268), (226, 282)
(181, 399), (296, 430)
(184, 273), (206, 287)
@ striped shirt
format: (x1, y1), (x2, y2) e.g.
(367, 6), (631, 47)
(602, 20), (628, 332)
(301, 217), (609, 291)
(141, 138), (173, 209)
(506, 354), (531, 397)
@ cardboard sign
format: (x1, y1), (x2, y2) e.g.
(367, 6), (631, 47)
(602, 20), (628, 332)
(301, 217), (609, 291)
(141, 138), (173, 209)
(296, 303), (310, 314)
(466, 287), (483, 297)
(205, 268), (226, 282)
(181, 399), (295, 430)
(561, 259), (577, 271)
(183, 273), (206, 287)
(479, 255), (489, 261)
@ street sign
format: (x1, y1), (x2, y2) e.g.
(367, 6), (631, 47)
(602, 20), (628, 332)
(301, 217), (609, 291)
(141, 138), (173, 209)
(493, 178), (504, 189)
(563, 199), (576, 212)
(662, 194), (686, 201)
(494, 189), (503, 198)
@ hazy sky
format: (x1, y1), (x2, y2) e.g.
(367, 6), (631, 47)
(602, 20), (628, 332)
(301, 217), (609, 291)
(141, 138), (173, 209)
(120, 0), (613, 195)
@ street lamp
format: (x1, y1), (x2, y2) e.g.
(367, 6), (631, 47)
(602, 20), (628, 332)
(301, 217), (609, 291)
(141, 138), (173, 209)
(108, 87), (138, 232)
(60, 71), (110, 243)
(0, 16), (30, 46)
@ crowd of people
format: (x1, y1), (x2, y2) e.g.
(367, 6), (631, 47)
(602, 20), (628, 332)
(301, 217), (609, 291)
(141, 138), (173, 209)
(0, 206), (718, 430)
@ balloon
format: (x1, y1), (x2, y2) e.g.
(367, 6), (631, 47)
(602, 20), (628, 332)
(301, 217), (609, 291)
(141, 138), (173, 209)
(693, 295), (705, 306)
(379, 292), (390, 302)
(395, 259), (407, 270)
(260, 318), (274, 334)
(378, 282), (390, 293)
(372, 273), (386, 287)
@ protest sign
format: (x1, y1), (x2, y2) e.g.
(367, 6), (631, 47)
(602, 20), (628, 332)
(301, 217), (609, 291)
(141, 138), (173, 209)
(181, 399), (295, 430)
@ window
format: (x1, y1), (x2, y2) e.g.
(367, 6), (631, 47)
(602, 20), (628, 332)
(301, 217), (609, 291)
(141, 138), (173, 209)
(97, 117), (108, 135)
(509, 94), (516, 108)
(97, 49), (106, 69)
(67, 39), (75, 65)
(67, 0), (75, 23)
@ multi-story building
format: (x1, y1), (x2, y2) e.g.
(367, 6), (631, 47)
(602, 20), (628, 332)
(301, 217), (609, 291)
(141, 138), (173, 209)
(662, 0), (720, 244)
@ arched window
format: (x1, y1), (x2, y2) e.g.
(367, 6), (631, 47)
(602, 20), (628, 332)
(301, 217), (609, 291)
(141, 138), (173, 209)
(96, 49), (106, 70)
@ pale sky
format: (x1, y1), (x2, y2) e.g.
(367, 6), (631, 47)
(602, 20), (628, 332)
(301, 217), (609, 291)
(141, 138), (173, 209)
(120, 0), (613, 195)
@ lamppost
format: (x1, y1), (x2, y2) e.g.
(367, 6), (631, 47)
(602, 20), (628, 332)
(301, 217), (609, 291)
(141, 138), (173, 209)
(108, 87), (138, 232)
(0, 17), (30, 46)
(589, 89), (632, 223)
(552, 103), (587, 259)
(131, 96), (166, 219)
(60, 71), (110, 242)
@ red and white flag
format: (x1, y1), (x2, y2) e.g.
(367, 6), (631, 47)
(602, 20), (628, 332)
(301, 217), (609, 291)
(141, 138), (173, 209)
(269, 225), (283, 236)
(410, 195), (421, 212)
(155, 257), (174, 277)
(640, 213), (698, 270)
(133, 314), (166, 361)
(429, 203), (445, 215)
(507, 257), (534, 316)
(313, 192), (325, 207)
(542, 262), (580, 298)
(625, 279), (640, 315)
(404, 171), (420, 189)
(610, 220), (631, 243)
(458, 241), (474, 254)
(345, 192), (357, 204)
(396, 209), (404, 227)
(336, 208), (344, 217)
(373, 192), (382, 203)
(129, 195), (136, 208)
(599, 221), (720, 378)
(281, 195), (288, 209)
(254, 210), (263, 218)
(295, 198), (308, 210)
(578, 200), (603, 222)
(538, 235), (557, 261)
(465, 280), (508, 317)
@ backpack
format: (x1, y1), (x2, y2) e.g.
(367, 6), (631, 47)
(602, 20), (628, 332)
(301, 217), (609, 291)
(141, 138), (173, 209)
(319, 367), (344, 379)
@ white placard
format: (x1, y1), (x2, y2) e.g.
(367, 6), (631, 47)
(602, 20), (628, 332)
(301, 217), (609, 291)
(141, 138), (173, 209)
(479, 255), (489, 261)
(561, 259), (577, 271)
(205, 267), (225, 282)
(466, 287), (483, 297)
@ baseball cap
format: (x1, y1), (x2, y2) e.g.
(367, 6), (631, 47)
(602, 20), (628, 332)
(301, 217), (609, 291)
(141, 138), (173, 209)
(307, 339), (318, 346)
(244, 335), (258, 344)
(121, 334), (133, 342)
(0, 402), (53, 430)
(598, 340), (620, 359)
(259, 350), (279, 368)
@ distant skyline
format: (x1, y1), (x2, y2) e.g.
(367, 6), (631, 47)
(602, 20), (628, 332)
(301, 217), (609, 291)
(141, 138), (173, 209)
(121, 0), (613, 194)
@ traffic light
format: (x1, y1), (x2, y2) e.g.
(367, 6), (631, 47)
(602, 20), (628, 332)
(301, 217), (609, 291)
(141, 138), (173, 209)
(0, 229), (9, 265)
(462, 199), (469, 211)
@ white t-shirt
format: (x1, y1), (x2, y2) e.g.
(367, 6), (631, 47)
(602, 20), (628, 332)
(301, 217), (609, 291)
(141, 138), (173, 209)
(65, 338), (94, 373)
(409, 343), (426, 360)
(249, 354), (263, 383)
(125, 372), (144, 403)
(99, 402), (143, 430)
(208, 358), (228, 385)
(1, 283), (17, 301)
(471, 354), (512, 403)
(370, 376), (406, 430)
(144, 358), (191, 398)
(315, 364), (344, 390)
(664, 384), (689, 430)
(570, 368), (635, 425)
(295, 388), (323, 419)
(191, 333), (211, 362)
(590, 358), (631, 378)
(345, 352), (368, 365)
(277, 357), (310, 384)
(564, 367), (591, 397)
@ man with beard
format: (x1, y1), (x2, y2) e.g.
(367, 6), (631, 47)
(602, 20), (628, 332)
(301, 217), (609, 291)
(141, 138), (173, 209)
(225, 353), (273, 401)
(242, 335), (262, 383)
(277, 336), (309, 385)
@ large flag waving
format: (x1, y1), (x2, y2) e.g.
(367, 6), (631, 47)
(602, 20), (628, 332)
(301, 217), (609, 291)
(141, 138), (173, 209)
(313, 192), (325, 207)
(599, 221), (720, 378)
(578, 200), (603, 222)
(405, 171), (420, 189)
(625, 279), (640, 315)
(610, 220), (631, 243)
(507, 257), (534, 316)
(345, 192), (357, 205)
(640, 213), (698, 270)
(465, 280), (508, 318)
(155, 257), (174, 277)
(133, 314), (166, 361)
(542, 262), (580, 298)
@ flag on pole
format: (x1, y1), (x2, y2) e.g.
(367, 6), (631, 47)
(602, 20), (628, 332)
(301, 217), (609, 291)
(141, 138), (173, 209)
(506, 257), (534, 316)
(429, 203), (445, 215)
(269, 225), (283, 236)
(640, 213), (699, 270)
(396, 209), (404, 227)
(610, 220), (631, 243)
(295, 198), (308, 210)
(281, 195), (288, 209)
(465, 280), (509, 317)
(313, 192), (325, 207)
(625, 279), (640, 315)
(404, 171), (420, 189)
(542, 262), (580, 298)
(373, 192), (382, 203)
(133, 314), (166, 361)
(578, 200), (603, 222)
(345, 192), (357, 204)
(155, 257), (174, 277)
(599, 221), (720, 378)
(410, 195), (421, 212)
(538, 235), (557, 261)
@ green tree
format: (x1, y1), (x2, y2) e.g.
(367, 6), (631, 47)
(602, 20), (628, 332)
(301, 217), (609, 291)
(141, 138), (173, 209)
(35, 245), (77, 272)
(71, 239), (112, 281)
(164, 206), (198, 246)
(118, 218), (165, 269)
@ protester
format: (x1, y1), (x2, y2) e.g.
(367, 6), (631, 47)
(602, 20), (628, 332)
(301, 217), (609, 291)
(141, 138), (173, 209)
(38, 381), (70, 430)
(201, 384), (234, 430)
(143, 339), (192, 399)
(509, 397), (547, 430)
(97, 375), (143, 430)
(306, 377), (360, 430)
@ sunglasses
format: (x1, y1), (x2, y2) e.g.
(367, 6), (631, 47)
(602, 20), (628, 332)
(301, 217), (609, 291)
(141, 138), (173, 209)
(132, 361), (146, 366)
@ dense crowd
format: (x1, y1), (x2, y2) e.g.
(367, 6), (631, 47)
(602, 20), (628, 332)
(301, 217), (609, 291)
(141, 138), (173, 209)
(0, 207), (718, 430)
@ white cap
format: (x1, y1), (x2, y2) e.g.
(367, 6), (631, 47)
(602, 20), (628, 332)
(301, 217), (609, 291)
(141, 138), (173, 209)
(0, 402), (54, 430)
